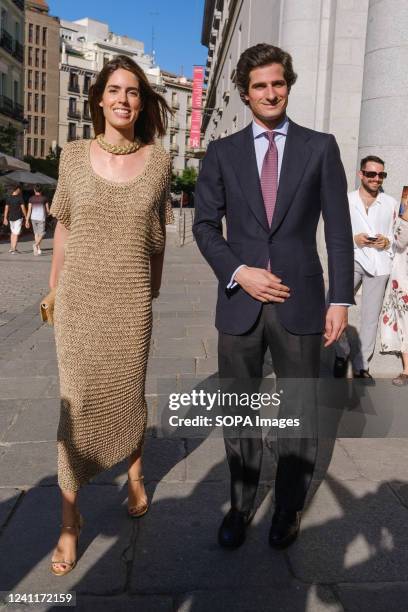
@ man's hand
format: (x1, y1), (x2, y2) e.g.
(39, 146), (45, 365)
(234, 266), (290, 303)
(324, 305), (348, 347)
(25, 219), (30, 229)
(2, 218), (7, 226)
(371, 234), (389, 250)
(354, 233), (372, 248)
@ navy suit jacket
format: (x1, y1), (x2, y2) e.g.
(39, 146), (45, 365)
(193, 120), (354, 336)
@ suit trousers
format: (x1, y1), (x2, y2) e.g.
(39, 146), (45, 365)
(335, 261), (389, 371)
(218, 303), (321, 514)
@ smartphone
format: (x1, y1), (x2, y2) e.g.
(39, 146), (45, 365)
(367, 236), (377, 242)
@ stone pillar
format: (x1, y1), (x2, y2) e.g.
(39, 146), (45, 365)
(358, 0), (408, 199)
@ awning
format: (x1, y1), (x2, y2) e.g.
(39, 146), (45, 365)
(0, 170), (56, 186)
(0, 152), (30, 172)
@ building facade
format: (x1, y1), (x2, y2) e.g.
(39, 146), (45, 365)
(201, 0), (407, 201)
(24, 0), (59, 158)
(0, 0), (24, 158)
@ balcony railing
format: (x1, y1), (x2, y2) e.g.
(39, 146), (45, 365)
(68, 82), (80, 94)
(0, 29), (13, 55)
(68, 108), (81, 120)
(0, 95), (24, 122)
(170, 142), (179, 154)
(170, 121), (180, 133)
(13, 40), (23, 62)
(171, 100), (180, 110)
(67, 134), (78, 142)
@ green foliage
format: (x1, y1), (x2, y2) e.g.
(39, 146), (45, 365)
(171, 167), (198, 194)
(0, 125), (19, 156)
(23, 146), (61, 180)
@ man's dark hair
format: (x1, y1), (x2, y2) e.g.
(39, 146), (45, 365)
(34, 184), (42, 193)
(236, 43), (297, 105)
(360, 155), (385, 169)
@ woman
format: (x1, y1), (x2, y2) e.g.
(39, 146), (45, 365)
(49, 55), (173, 575)
(380, 198), (408, 385)
(2, 184), (27, 253)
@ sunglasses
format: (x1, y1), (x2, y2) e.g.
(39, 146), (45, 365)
(361, 170), (387, 179)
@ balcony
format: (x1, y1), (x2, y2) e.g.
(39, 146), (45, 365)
(170, 120), (180, 133)
(0, 96), (24, 122)
(67, 133), (79, 142)
(170, 142), (179, 154)
(0, 29), (13, 55)
(68, 108), (81, 120)
(83, 110), (92, 122)
(13, 40), (23, 62)
(68, 82), (80, 94)
(171, 100), (180, 110)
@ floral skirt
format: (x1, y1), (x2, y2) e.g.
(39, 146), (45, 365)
(380, 278), (408, 354)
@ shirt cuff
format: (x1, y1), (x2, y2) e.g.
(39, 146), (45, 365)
(330, 303), (351, 307)
(227, 264), (246, 289)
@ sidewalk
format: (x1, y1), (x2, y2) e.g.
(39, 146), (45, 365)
(0, 227), (407, 611)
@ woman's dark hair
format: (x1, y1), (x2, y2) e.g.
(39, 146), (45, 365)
(236, 43), (297, 104)
(34, 184), (42, 193)
(88, 54), (172, 144)
(10, 183), (22, 193)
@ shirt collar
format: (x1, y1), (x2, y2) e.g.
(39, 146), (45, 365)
(252, 115), (289, 139)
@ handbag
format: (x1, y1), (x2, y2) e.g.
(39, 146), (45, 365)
(40, 288), (56, 325)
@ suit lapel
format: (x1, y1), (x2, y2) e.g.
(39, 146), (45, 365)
(231, 124), (269, 231)
(270, 120), (313, 234)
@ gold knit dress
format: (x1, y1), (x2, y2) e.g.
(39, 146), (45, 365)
(50, 139), (172, 491)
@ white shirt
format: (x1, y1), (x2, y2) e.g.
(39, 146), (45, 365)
(348, 189), (398, 276)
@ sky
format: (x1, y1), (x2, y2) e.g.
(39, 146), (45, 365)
(48, 0), (208, 78)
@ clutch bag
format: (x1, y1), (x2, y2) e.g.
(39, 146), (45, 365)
(40, 288), (56, 325)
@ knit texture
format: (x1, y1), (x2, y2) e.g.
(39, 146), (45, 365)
(50, 139), (173, 491)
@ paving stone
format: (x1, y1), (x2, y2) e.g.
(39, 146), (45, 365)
(175, 583), (342, 612)
(0, 377), (57, 400)
(335, 582), (408, 612)
(0, 400), (21, 442)
(129, 481), (291, 594)
(323, 440), (362, 481)
(185, 437), (229, 482)
(287, 478), (408, 583)
(185, 324), (217, 338)
(203, 337), (217, 357)
(153, 338), (206, 358)
(338, 439), (408, 482)
(0, 486), (130, 594)
(195, 357), (218, 375)
(151, 322), (187, 339)
(0, 488), (22, 531)
(0, 442), (57, 486)
(0, 357), (58, 377)
(3, 398), (59, 443)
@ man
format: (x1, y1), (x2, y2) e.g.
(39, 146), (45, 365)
(26, 184), (50, 255)
(2, 184), (27, 254)
(193, 44), (354, 549)
(333, 156), (397, 381)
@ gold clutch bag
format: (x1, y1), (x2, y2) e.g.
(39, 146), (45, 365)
(40, 288), (56, 325)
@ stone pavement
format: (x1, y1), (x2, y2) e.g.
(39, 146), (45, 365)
(0, 225), (408, 611)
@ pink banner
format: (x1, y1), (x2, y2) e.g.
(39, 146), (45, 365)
(189, 66), (204, 149)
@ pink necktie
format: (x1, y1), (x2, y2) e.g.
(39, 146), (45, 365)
(260, 131), (278, 227)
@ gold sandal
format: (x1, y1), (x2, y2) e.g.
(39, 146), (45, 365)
(51, 514), (84, 576)
(127, 475), (149, 518)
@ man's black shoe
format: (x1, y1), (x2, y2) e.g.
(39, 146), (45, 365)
(333, 356), (348, 378)
(353, 369), (375, 384)
(218, 509), (250, 549)
(269, 508), (301, 549)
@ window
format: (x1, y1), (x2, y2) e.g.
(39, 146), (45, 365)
(26, 115), (31, 133)
(40, 139), (45, 157)
(41, 72), (46, 91)
(33, 138), (38, 157)
(83, 124), (91, 139)
(41, 117), (45, 135)
(34, 116), (38, 134)
(28, 47), (33, 66)
(35, 48), (39, 67)
(35, 25), (40, 45)
(83, 99), (90, 119)
(34, 71), (39, 90)
(41, 95), (45, 113)
(13, 80), (18, 102)
(28, 23), (33, 43)
(69, 97), (76, 113)
(83, 74), (91, 94)
(68, 72), (79, 91)
(42, 50), (46, 69)
(27, 70), (32, 88)
(34, 93), (39, 112)
(26, 138), (31, 156)
(27, 92), (32, 111)
(68, 122), (76, 141)
(42, 27), (47, 46)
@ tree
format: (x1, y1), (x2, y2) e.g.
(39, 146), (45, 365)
(171, 167), (198, 194)
(23, 146), (62, 180)
(0, 125), (19, 156)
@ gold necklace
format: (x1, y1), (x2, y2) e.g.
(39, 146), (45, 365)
(96, 133), (141, 155)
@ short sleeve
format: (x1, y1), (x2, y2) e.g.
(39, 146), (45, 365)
(50, 148), (71, 230)
(150, 160), (173, 255)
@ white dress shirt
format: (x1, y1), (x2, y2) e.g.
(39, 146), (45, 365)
(348, 189), (398, 276)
